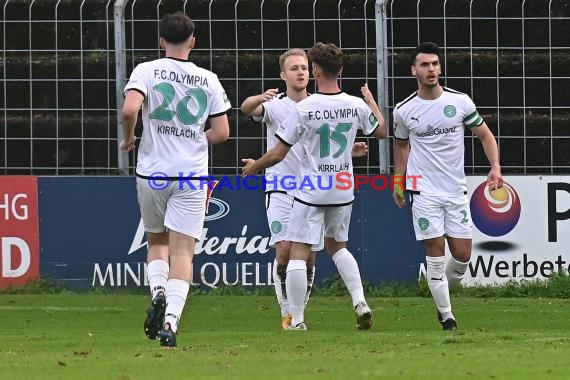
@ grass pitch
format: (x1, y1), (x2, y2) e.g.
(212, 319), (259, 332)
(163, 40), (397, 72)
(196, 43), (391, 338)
(0, 294), (568, 380)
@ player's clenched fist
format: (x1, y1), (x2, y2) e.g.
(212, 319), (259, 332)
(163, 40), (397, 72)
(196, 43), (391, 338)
(119, 136), (136, 152)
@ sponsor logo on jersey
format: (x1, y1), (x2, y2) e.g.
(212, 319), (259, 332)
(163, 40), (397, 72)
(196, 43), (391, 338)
(415, 125), (457, 138)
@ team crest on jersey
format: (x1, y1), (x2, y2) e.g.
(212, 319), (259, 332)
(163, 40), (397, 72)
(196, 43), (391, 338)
(368, 113), (378, 126)
(271, 221), (282, 234)
(222, 92), (230, 103)
(443, 105), (456, 118)
(418, 217), (429, 231)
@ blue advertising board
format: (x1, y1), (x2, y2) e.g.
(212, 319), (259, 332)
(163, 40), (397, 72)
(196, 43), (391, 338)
(38, 176), (424, 291)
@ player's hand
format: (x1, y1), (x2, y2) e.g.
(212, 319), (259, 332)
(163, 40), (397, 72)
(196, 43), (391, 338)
(241, 158), (258, 177)
(392, 173), (406, 208)
(351, 141), (368, 157)
(361, 83), (375, 104)
(119, 135), (136, 152)
(487, 166), (503, 190)
(259, 88), (279, 103)
(393, 188), (406, 208)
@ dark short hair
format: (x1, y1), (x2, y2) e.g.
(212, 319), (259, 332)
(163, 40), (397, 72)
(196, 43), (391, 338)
(411, 42), (440, 66)
(307, 42), (344, 78)
(159, 11), (195, 44)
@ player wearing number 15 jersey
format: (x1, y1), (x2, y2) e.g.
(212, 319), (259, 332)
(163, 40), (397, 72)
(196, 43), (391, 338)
(120, 12), (230, 348)
(242, 42), (387, 330)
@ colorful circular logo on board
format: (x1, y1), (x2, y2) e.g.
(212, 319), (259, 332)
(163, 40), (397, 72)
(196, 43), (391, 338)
(470, 182), (521, 237)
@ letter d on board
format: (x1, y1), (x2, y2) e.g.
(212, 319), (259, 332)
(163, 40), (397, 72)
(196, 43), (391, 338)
(2, 237), (31, 277)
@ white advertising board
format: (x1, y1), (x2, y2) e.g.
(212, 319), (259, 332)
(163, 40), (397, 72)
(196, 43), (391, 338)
(457, 176), (570, 285)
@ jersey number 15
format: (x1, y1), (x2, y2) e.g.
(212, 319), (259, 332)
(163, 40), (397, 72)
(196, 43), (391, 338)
(315, 122), (351, 158)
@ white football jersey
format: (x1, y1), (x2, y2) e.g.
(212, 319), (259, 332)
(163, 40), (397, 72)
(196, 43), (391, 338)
(254, 93), (304, 192)
(393, 87), (484, 196)
(276, 92), (379, 206)
(124, 57), (231, 178)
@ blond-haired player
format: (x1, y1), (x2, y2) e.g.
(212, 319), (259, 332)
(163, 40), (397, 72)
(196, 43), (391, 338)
(242, 42), (386, 330)
(241, 48), (369, 329)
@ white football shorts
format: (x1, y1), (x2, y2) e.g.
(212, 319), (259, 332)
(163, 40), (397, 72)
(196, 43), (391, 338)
(410, 193), (472, 241)
(266, 192), (323, 251)
(136, 177), (207, 240)
(286, 200), (352, 247)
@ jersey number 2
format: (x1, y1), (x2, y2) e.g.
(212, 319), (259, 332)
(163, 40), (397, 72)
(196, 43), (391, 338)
(315, 122), (351, 158)
(149, 82), (207, 124)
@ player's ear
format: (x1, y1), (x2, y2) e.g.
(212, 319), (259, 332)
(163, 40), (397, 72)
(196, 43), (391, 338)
(188, 36), (195, 49)
(280, 71), (286, 81)
(411, 65), (417, 77)
(311, 64), (319, 78)
(159, 37), (165, 49)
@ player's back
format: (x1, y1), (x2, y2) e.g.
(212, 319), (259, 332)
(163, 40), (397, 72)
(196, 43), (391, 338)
(287, 92), (371, 206)
(127, 57), (230, 177)
(261, 94), (304, 192)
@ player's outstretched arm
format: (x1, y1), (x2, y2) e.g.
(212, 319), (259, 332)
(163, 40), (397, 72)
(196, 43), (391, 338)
(240, 88), (279, 117)
(241, 141), (290, 177)
(472, 121), (502, 190)
(206, 114), (230, 145)
(361, 83), (387, 139)
(120, 90), (144, 152)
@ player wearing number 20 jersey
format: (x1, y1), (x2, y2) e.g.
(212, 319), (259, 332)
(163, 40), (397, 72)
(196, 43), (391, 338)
(120, 12), (231, 349)
(276, 92), (379, 206)
(124, 57), (231, 178)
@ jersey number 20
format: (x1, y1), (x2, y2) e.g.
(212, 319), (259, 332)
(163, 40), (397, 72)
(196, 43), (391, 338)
(149, 82), (207, 125)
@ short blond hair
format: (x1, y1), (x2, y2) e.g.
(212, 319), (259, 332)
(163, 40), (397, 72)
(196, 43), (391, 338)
(278, 48), (307, 71)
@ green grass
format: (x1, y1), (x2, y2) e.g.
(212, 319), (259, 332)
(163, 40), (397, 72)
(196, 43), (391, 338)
(0, 294), (568, 380)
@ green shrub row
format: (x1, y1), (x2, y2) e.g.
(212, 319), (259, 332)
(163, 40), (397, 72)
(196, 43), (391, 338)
(3, 271), (569, 298)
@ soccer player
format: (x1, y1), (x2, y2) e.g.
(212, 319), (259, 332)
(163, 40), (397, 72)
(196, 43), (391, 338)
(240, 48), (369, 329)
(120, 11), (231, 348)
(392, 42), (502, 330)
(242, 42), (387, 330)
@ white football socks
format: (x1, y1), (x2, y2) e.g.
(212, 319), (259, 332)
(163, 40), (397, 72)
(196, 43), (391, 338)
(272, 259), (289, 317)
(331, 248), (365, 307)
(147, 259), (168, 299)
(305, 265), (315, 306)
(285, 259), (307, 326)
(164, 278), (189, 333)
(446, 256), (470, 288)
(426, 256), (453, 321)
